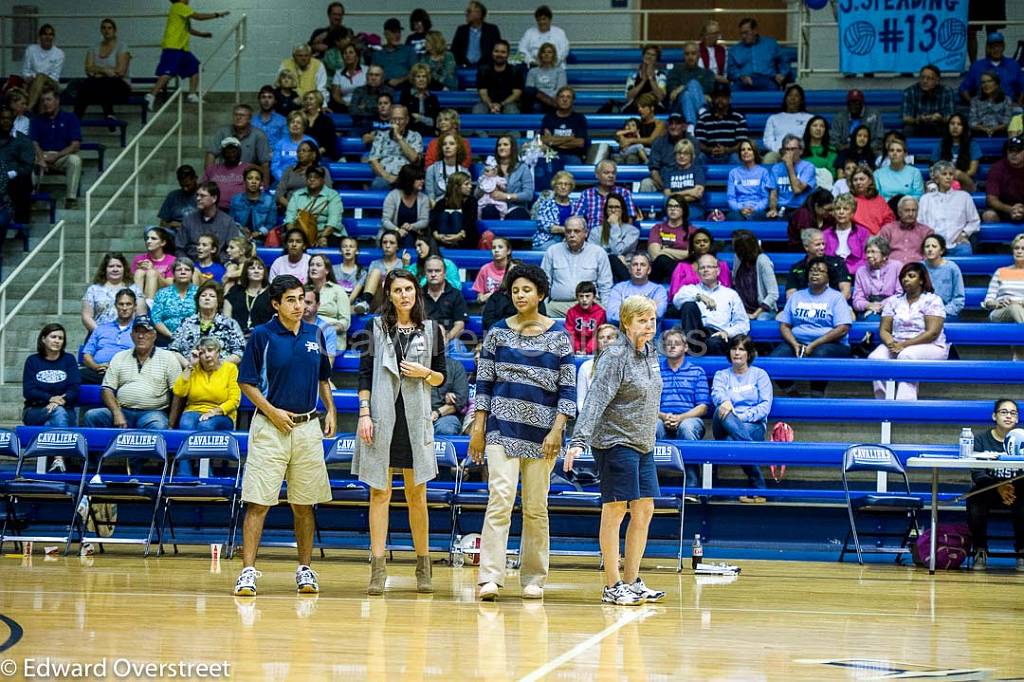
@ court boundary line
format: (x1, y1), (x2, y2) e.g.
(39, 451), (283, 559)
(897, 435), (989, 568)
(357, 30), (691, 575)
(517, 607), (655, 682)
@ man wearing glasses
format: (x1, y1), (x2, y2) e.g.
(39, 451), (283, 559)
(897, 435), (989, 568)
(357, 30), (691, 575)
(769, 134), (816, 215)
(672, 254), (749, 356)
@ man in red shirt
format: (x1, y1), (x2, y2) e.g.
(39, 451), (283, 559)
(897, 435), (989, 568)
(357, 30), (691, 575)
(983, 136), (1024, 223)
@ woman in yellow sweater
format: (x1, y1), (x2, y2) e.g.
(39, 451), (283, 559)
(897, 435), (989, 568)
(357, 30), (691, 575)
(172, 335), (240, 432)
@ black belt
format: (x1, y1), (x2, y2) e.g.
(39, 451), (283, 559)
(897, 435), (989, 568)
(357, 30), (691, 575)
(291, 410), (320, 424)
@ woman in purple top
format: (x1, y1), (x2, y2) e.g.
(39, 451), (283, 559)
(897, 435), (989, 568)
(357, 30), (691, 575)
(726, 139), (777, 221)
(852, 235), (903, 319)
(823, 193), (870, 275)
(867, 262), (948, 400)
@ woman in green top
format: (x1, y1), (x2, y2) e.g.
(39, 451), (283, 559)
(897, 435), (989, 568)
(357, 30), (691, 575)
(802, 115), (837, 178)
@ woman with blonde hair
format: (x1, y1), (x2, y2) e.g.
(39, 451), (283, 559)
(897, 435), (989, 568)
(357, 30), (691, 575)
(271, 111), (315, 183)
(401, 62), (440, 135)
(533, 170), (575, 250)
(272, 68), (302, 115)
(567, 296), (665, 605)
(423, 109), (471, 167)
(420, 30), (457, 91)
(301, 89), (337, 159)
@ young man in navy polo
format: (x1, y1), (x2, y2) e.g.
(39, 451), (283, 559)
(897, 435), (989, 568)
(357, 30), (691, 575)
(234, 275), (336, 597)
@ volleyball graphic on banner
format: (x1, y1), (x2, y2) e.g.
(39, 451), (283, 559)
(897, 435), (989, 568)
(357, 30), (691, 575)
(938, 18), (967, 53)
(843, 21), (876, 56)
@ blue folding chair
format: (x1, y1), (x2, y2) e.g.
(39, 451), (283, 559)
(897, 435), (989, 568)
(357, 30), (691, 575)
(0, 430), (88, 555)
(652, 442), (689, 572)
(157, 432), (244, 557)
(839, 444), (922, 565)
(82, 431), (169, 556)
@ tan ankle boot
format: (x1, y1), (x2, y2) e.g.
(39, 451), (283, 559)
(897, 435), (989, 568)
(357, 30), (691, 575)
(367, 556), (387, 595)
(415, 555), (433, 593)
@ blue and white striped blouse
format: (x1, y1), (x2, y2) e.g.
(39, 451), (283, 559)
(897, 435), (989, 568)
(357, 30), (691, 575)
(475, 319), (577, 459)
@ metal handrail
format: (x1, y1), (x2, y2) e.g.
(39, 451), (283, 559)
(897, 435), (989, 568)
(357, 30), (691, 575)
(83, 91), (184, 280)
(197, 14), (247, 148)
(0, 220), (66, 384)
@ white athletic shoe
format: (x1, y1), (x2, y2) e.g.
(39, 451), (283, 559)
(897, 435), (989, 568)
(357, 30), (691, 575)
(144, 93), (156, 112)
(233, 566), (261, 596)
(602, 581), (645, 606)
(628, 577), (665, 603)
(522, 584), (544, 599)
(296, 565), (319, 594)
(479, 581), (500, 601)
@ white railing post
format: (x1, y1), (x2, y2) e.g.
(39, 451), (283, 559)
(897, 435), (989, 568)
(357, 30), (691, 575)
(177, 92), (183, 167)
(198, 65), (205, 148)
(0, 289), (6, 384)
(133, 143), (140, 225)
(58, 224), (64, 315)
(234, 22), (241, 104)
(85, 193), (92, 281)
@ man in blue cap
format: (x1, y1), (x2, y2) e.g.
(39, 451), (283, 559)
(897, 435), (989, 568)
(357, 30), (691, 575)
(959, 32), (1024, 105)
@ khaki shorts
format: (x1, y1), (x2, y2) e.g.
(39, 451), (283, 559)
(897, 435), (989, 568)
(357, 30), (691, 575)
(241, 413), (331, 507)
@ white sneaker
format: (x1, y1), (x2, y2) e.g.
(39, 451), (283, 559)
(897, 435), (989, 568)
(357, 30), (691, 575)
(522, 584), (544, 599)
(296, 565), (319, 594)
(187, 93), (201, 104)
(144, 93), (156, 112)
(233, 566), (261, 596)
(602, 581), (645, 606)
(628, 577), (665, 603)
(48, 456), (65, 473)
(479, 581), (500, 601)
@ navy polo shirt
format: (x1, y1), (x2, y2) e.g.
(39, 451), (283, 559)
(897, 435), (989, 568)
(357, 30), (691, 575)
(238, 317), (331, 414)
(29, 111), (82, 152)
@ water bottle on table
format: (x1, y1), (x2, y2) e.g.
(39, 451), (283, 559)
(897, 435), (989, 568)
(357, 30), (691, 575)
(959, 428), (974, 459)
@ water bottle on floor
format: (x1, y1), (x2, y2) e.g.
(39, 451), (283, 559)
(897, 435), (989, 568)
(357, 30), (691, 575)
(691, 533), (703, 570)
(451, 535), (464, 568)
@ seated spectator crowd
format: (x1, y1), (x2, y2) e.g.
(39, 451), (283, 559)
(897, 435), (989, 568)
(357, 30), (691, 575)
(9, 5), (1024, 564)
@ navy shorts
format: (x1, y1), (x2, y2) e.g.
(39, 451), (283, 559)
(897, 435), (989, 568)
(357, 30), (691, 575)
(156, 49), (200, 78)
(594, 445), (660, 504)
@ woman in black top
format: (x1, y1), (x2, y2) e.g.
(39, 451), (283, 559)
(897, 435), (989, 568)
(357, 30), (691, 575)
(968, 398), (1024, 570)
(223, 258), (269, 336)
(301, 90), (338, 160)
(355, 269), (446, 595)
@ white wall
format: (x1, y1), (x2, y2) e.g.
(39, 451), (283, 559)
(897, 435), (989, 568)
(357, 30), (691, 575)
(0, 0), (636, 93)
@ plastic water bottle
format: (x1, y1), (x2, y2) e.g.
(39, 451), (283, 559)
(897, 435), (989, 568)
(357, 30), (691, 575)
(451, 536), (464, 568)
(691, 533), (703, 570)
(959, 428), (974, 459)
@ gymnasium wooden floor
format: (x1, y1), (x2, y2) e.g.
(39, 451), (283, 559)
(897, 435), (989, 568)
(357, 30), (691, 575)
(1, 548), (1022, 680)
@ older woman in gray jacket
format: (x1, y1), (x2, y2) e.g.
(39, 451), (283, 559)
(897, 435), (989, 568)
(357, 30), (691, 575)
(567, 295), (666, 607)
(355, 269), (447, 595)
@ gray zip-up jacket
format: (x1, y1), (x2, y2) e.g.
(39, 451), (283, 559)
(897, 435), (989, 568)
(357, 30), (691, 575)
(569, 334), (663, 454)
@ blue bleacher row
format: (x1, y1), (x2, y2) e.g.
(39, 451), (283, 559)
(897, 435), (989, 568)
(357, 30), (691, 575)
(256, 245), (1013, 278)
(71, 356), (1024, 417)
(310, 189), (1003, 230)
(327, 161), (996, 187)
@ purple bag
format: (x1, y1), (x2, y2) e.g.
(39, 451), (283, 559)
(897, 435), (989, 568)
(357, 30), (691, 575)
(913, 523), (972, 570)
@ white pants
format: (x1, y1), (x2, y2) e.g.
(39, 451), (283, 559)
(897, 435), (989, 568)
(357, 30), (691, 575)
(869, 342), (948, 400)
(478, 444), (555, 588)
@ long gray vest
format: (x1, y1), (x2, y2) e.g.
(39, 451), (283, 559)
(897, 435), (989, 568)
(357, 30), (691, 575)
(352, 318), (439, 490)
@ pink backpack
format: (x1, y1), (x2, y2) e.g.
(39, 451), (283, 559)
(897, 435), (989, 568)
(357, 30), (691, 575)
(768, 422), (793, 483)
(913, 523), (971, 570)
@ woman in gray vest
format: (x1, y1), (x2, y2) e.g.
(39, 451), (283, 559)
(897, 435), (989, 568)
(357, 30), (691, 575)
(354, 269), (447, 595)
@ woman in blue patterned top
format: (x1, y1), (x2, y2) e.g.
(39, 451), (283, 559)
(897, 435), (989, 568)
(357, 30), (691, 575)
(150, 257), (199, 342)
(469, 264), (576, 601)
